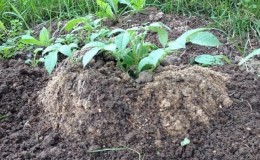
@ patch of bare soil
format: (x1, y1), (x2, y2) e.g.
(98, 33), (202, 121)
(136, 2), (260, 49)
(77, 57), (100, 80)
(0, 9), (259, 160)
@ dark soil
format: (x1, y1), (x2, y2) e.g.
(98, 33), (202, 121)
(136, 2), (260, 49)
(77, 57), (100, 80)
(1, 9), (260, 160)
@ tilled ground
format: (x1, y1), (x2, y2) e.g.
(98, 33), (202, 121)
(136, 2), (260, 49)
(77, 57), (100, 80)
(0, 9), (260, 160)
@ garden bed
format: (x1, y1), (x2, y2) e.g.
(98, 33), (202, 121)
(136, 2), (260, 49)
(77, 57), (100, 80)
(0, 10), (259, 160)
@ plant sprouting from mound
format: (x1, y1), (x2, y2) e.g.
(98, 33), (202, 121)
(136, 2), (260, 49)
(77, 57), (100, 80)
(82, 22), (222, 78)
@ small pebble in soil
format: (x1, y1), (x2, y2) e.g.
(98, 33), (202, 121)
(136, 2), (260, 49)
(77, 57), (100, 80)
(135, 71), (153, 84)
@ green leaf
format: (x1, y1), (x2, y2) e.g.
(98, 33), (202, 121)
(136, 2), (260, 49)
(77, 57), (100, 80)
(69, 43), (78, 49)
(239, 48), (260, 65)
(158, 29), (168, 48)
(168, 28), (209, 50)
(43, 44), (61, 55)
(149, 22), (170, 31)
(97, 0), (115, 18)
(189, 32), (222, 47)
(119, 0), (132, 9)
(129, 0), (146, 11)
(44, 51), (58, 74)
(33, 48), (43, 54)
(109, 28), (125, 36)
(21, 35), (42, 46)
(59, 45), (72, 57)
(63, 17), (86, 31)
(0, 21), (6, 31)
(138, 49), (166, 72)
(39, 27), (50, 45)
(194, 54), (225, 66)
(107, 0), (119, 13)
(181, 138), (190, 146)
(83, 47), (102, 67)
(122, 54), (134, 66)
(104, 44), (116, 52)
(84, 41), (105, 49)
(115, 32), (130, 52)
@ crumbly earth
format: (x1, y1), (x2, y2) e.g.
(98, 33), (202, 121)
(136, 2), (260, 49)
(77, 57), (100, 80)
(0, 8), (260, 160)
(38, 61), (232, 140)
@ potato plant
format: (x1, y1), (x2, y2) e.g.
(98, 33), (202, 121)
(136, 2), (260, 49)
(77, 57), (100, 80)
(82, 23), (222, 78)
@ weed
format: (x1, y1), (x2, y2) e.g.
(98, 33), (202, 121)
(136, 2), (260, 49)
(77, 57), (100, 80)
(239, 48), (260, 76)
(0, 115), (7, 121)
(239, 48), (260, 65)
(0, 20), (26, 59)
(88, 145), (144, 160)
(96, 0), (146, 21)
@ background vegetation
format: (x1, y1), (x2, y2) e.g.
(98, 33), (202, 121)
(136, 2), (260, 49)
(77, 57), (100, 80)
(1, 0), (259, 41)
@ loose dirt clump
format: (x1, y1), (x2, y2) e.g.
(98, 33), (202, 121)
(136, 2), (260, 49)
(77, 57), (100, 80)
(38, 61), (232, 149)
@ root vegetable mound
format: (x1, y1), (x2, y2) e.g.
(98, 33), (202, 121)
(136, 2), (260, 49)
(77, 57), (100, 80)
(38, 63), (232, 146)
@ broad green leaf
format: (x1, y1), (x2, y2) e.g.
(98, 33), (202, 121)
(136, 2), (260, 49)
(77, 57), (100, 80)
(109, 28), (125, 36)
(168, 28), (209, 50)
(138, 49), (166, 72)
(181, 138), (190, 146)
(115, 32), (130, 52)
(90, 28), (109, 41)
(0, 21), (6, 31)
(44, 51), (58, 74)
(59, 45), (72, 57)
(33, 48), (43, 53)
(97, 0), (114, 18)
(239, 48), (260, 65)
(39, 27), (50, 45)
(119, 0), (132, 8)
(107, 0), (118, 13)
(84, 41), (105, 49)
(21, 35), (43, 46)
(43, 43), (61, 55)
(69, 43), (78, 49)
(83, 47), (102, 67)
(189, 32), (222, 47)
(158, 29), (168, 48)
(104, 44), (116, 52)
(93, 19), (102, 27)
(122, 54), (134, 66)
(25, 59), (31, 64)
(194, 54), (225, 66)
(63, 17), (86, 31)
(129, 0), (146, 11)
(149, 22), (171, 31)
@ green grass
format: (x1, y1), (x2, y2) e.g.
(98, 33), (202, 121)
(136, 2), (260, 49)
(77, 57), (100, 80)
(148, 0), (260, 43)
(0, 0), (97, 27)
(1, 0), (259, 47)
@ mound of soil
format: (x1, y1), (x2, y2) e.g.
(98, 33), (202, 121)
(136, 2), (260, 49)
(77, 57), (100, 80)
(38, 59), (232, 150)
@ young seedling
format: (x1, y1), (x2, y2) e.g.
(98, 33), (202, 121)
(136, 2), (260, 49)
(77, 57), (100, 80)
(62, 15), (103, 43)
(25, 48), (44, 67)
(42, 42), (78, 74)
(21, 27), (52, 47)
(82, 22), (222, 78)
(82, 22), (169, 77)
